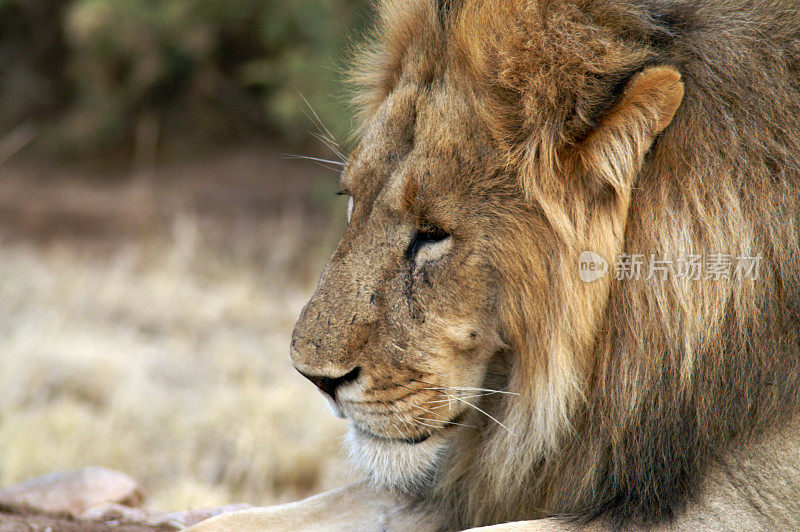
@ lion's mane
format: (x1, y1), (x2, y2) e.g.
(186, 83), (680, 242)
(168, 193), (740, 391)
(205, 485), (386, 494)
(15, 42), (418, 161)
(350, 0), (800, 528)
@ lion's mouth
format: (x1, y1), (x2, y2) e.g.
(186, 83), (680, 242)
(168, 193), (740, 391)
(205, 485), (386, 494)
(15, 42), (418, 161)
(354, 424), (432, 444)
(352, 410), (468, 445)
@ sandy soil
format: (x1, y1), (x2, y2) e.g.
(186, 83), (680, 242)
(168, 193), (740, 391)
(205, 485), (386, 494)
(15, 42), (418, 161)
(0, 508), (174, 532)
(0, 144), (358, 513)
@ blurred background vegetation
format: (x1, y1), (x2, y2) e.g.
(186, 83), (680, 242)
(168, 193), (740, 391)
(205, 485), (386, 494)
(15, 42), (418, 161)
(0, 0), (371, 158)
(0, 0), (376, 514)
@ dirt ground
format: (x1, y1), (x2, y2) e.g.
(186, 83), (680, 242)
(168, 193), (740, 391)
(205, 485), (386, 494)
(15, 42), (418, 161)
(0, 508), (173, 532)
(0, 143), (357, 514)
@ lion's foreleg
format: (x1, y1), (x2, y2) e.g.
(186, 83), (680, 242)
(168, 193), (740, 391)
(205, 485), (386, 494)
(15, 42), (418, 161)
(184, 480), (437, 531)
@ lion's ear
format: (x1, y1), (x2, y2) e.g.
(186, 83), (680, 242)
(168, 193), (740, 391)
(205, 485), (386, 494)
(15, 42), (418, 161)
(576, 65), (684, 194)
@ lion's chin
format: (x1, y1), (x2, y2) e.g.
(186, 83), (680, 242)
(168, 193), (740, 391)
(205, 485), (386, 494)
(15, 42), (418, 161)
(345, 425), (449, 492)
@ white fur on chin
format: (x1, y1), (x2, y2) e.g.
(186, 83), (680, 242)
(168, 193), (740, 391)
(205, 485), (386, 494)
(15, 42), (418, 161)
(345, 425), (448, 492)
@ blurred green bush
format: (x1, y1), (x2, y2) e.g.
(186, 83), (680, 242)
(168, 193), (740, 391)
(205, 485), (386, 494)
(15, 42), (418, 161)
(0, 0), (371, 156)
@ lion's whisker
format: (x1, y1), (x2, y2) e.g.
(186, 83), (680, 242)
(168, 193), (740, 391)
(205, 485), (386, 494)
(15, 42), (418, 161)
(414, 419), (441, 429)
(392, 412), (413, 437)
(411, 403), (447, 418)
(409, 419), (434, 437)
(422, 386), (519, 396)
(449, 387), (519, 396)
(418, 417), (476, 429)
(388, 417), (404, 440)
(295, 90), (349, 167)
(282, 154), (345, 166)
(281, 156), (343, 173)
(299, 93), (341, 152)
(410, 378), (518, 396)
(439, 391), (514, 435)
(310, 131), (347, 163)
(429, 392), (501, 403)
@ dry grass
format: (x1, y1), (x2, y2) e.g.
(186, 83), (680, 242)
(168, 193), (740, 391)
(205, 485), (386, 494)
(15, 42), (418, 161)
(0, 149), (357, 512)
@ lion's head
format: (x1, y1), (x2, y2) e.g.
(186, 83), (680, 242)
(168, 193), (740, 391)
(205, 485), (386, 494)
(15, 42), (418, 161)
(291, 0), (800, 528)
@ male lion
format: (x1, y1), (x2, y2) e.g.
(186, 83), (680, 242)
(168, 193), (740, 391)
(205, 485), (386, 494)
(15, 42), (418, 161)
(190, 0), (800, 530)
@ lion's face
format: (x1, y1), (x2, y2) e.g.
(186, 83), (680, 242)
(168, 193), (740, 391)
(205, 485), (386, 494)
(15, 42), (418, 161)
(290, 75), (534, 486)
(290, 0), (685, 495)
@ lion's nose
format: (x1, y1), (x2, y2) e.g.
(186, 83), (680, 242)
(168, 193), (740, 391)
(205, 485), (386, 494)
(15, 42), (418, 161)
(296, 367), (361, 398)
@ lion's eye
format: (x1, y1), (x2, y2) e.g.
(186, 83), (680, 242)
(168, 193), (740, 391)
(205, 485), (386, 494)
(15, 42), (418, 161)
(406, 227), (451, 262)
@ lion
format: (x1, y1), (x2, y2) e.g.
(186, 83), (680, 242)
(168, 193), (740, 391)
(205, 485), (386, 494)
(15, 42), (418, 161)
(189, 0), (800, 530)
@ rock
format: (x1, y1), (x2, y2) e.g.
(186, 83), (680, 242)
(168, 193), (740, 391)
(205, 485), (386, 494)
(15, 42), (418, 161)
(79, 502), (253, 528)
(0, 467), (145, 517)
(0, 469), (249, 530)
(79, 503), (151, 524)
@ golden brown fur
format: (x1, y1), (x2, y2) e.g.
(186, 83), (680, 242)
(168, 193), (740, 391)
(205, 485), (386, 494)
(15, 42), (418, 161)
(192, 0), (800, 530)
